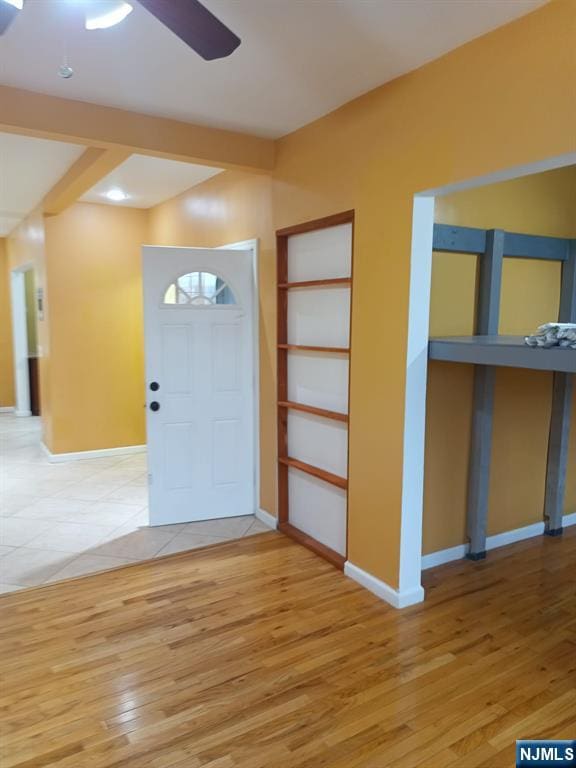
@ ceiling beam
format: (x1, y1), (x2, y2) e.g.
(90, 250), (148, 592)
(42, 147), (132, 216)
(0, 85), (275, 172)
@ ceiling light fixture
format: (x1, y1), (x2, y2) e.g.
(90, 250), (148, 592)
(58, 44), (74, 79)
(85, 0), (133, 30)
(1, 0), (23, 9)
(105, 188), (130, 202)
(58, 63), (74, 79)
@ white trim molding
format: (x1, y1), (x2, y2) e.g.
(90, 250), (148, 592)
(422, 512), (576, 570)
(10, 266), (32, 418)
(420, 152), (576, 197)
(0, 406), (15, 413)
(255, 507), (278, 530)
(42, 443), (147, 464)
(344, 561), (425, 609)
(218, 238), (261, 524)
(398, 196), (435, 599)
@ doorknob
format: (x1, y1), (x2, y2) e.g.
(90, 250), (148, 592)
(150, 401), (160, 412)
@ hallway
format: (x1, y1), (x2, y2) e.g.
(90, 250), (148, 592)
(0, 414), (268, 592)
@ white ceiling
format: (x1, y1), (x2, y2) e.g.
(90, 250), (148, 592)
(0, 0), (546, 139)
(0, 132), (84, 236)
(80, 154), (223, 208)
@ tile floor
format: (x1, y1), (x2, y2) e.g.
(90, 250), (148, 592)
(0, 414), (270, 593)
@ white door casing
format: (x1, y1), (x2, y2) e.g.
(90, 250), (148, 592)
(142, 246), (255, 526)
(10, 264), (34, 418)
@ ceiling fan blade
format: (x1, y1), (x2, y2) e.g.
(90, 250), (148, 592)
(137, 0), (240, 61)
(0, 0), (20, 35)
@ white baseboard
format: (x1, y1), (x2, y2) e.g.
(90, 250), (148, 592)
(0, 406), (15, 413)
(422, 512), (576, 570)
(255, 507), (278, 529)
(42, 443), (147, 464)
(422, 543), (467, 570)
(344, 561), (425, 609)
(14, 409), (32, 417)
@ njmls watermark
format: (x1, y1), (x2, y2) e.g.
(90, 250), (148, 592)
(516, 741), (576, 767)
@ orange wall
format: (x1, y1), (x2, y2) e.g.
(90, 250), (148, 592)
(0, 239), (15, 408)
(6, 203), (147, 453)
(148, 171), (276, 514)
(271, 0), (575, 586)
(144, 0), (575, 588)
(44, 203), (148, 453)
(127, 0), (576, 588)
(424, 166), (576, 554)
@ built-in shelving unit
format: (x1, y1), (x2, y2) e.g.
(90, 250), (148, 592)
(276, 210), (354, 569)
(429, 224), (576, 559)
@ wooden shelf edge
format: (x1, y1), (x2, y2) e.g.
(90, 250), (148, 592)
(277, 344), (350, 354)
(278, 277), (351, 289)
(278, 400), (348, 423)
(278, 522), (345, 570)
(278, 456), (348, 489)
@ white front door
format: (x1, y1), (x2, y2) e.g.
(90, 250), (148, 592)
(142, 246), (255, 526)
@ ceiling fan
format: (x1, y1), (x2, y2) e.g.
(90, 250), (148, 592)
(0, 0), (241, 60)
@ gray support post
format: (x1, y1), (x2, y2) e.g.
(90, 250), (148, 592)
(466, 229), (505, 559)
(558, 240), (576, 322)
(477, 230), (505, 335)
(543, 374), (573, 535)
(466, 366), (497, 557)
(543, 239), (576, 535)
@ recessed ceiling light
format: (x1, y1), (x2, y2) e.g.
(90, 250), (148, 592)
(105, 188), (130, 202)
(85, 1), (133, 30)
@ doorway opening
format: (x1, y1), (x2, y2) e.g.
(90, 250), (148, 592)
(400, 151), (576, 605)
(10, 263), (41, 418)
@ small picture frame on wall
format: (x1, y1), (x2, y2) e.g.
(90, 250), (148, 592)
(36, 287), (44, 321)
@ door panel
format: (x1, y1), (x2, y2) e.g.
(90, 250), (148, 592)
(212, 323), (241, 392)
(143, 247), (254, 526)
(162, 325), (193, 394)
(164, 423), (196, 489)
(212, 419), (241, 485)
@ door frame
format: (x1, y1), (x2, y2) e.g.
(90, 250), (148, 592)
(10, 261), (35, 417)
(216, 238), (261, 514)
(141, 239), (261, 520)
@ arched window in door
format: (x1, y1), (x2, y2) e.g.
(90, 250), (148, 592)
(163, 271), (237, 306)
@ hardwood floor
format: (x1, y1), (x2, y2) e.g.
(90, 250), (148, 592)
(0, 528), (574, 767)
